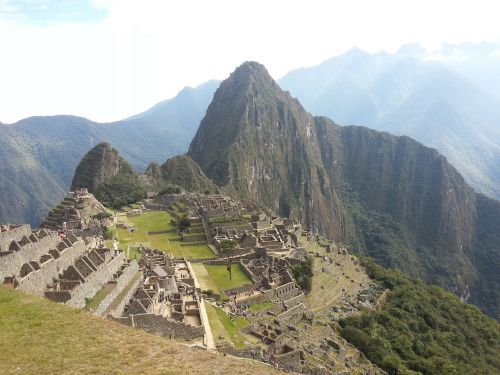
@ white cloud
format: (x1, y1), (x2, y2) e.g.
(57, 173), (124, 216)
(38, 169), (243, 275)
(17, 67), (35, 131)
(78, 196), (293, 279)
(1, 0), (500, 123)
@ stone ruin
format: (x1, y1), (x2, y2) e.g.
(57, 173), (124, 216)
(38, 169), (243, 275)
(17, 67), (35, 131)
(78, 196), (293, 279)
(111, 248), (206, 342)
(40, 189), (108, 233)
(0, 221), (138, 313)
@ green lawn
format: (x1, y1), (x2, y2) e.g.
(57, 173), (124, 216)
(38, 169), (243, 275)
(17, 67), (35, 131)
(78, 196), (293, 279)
(194, 263), (252, 291)
(247, 301), (275, 312)
(128, 247), (141, 260)
(205, 302), (249, 348)
(116, 211), (213, 259)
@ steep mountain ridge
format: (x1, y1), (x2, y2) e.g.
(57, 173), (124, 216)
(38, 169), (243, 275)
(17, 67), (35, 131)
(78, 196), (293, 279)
(189, 62), (348, 239)
(188, 62), (499, 318)
(278, 48), (500, 200)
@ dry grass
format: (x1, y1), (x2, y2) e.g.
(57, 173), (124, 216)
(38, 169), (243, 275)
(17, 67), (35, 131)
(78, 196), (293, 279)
(0, 286), (285, 375)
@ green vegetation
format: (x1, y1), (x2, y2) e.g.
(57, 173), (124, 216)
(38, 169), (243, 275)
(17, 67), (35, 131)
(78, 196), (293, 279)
(84, 283), (115, 311)
(102, 225), (115, 240)
(128, 246), (141, 259)
(70, 142), (147, 210)
(205, 302), (249, 348)
(247, 301), (275, 312)
(0, 286), (283, 375)
(192, 263), (251, 292)
(115, 211), (213, 259)
(146, 155), (218, 194)
(290, 255), (313, 292)
(158, 184), (182, 195)
(95, 173), (146, 209)
(339, 259), (500, 375)
(219, 239), (237, 279)
(203, 263), (252, 290)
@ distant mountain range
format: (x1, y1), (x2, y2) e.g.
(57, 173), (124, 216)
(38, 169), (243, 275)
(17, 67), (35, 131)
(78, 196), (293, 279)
(0, 80), (218, 225)
(278, 43), (500, 200)
(2, 42), (499, 226)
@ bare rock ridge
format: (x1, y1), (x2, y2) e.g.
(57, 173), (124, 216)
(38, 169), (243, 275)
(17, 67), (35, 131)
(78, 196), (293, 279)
(187, 61), (500, 318)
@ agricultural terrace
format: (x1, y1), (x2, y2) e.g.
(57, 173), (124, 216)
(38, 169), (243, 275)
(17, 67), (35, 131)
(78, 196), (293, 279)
(114, 210), (214, 259)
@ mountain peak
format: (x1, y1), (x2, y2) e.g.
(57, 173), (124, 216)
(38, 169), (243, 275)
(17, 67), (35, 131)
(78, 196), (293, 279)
(71, 142), (133, 193)
(225, 61), (276, 89)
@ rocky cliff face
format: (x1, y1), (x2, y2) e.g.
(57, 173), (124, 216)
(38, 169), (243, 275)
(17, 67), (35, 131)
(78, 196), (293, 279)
(188, 62), (499, 318)
(189, 62), (349, 240)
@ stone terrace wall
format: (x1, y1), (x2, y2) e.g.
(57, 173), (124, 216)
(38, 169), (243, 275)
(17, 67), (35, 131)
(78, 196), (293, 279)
(0, 225), (31, 248)
(0, 233), (60, 281)
(16, 240), (88, 295)
(236, 289), (275, 307)
(224, 283), (259, 296)
(273, 347), (302, 373)
(277, 303), (305, 323)
(283, 293), (305, 309)
(66, 251), (126, 309)
(94, 260), (140, 316)
(109, 273), (144, 317)
(132, 313), (204, 340)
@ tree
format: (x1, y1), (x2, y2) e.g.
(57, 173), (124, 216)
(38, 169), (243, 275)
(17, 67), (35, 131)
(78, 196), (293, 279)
(177, 218), (191, 233)
(219, 239), (237, 279)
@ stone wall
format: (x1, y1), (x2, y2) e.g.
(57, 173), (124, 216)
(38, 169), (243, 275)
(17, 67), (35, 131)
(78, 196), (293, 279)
(236, 289), (275, 307)
(272, 346), (302, 373)
(109, 272), (144, 317)
(181, 233), (206, 242)
(0, 225), (31, 248)
(277, 303), (305, 323)
(65, 251), (126, 309)
(224, 283), (258, 296)
(0, 232), (60, 281)
(15, 240), (88, 295)
(131, 313), (204, 340)
(273, 281), (299, 300)
(283, 293), (305, 309)
(93, 260), (140, 316)
(144, 203), (169, 211)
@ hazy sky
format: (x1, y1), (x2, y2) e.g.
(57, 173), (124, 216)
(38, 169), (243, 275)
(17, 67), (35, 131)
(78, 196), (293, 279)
(1, 0), (499, 123)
